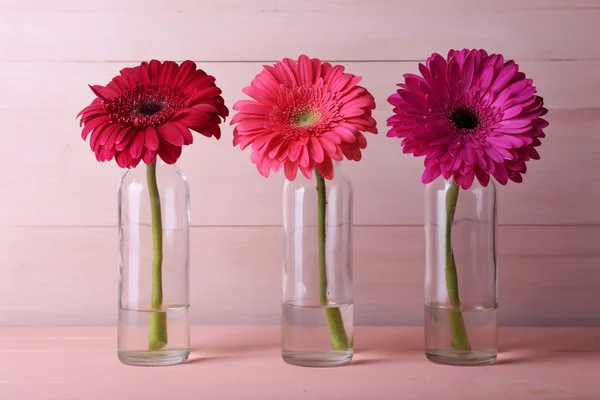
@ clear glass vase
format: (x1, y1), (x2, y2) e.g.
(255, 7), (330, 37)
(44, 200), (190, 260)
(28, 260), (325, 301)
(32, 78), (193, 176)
(424, 177), (498, 366)
(281, 165), (354, 367)
(117, 160), (190, 366)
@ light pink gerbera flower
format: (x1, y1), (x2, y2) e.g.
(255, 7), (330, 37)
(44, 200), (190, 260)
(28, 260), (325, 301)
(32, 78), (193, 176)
(232, 55), (377, 180)
(387, 49), (548, 189)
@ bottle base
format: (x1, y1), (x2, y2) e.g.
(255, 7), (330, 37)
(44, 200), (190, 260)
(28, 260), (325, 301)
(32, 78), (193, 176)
(426, 349), (497, 366)
(282, 351), (353, 367)
(118, 349), (190, 367)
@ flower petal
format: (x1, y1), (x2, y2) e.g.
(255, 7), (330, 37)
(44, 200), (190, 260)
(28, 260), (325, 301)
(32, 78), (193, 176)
(309, 137), (325, 163)
(129, 130), (145, 159)
(157, 123), (184, 146)
(145, 126), (159, 151)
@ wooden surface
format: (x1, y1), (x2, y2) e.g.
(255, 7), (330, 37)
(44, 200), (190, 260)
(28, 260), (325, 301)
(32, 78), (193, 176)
(0, 65), (598, 227)
(1, 225), (599, 326)
(0, 326), (599, 400)
(0, 0), (598, 326)
(2, 1), (599, 61)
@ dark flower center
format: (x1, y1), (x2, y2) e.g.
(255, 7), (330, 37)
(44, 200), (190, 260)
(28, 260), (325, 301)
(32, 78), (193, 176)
(451, 108), (479, 130)
(105, 84), (187, 128)
(135, 100), (165, 116)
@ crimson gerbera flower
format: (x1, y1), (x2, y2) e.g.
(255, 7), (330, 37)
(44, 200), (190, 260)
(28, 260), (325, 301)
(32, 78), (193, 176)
(78, 60), (229, 168)
(232, 55), (377, 180)
(387, 49), (548, 189)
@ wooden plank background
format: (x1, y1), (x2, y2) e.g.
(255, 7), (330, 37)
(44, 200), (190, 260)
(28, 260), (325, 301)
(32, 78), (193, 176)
(0, 0), (598, 326)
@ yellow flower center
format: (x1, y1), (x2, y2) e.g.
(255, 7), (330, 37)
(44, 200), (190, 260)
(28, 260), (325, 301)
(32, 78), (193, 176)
(295, 111), (317, 127)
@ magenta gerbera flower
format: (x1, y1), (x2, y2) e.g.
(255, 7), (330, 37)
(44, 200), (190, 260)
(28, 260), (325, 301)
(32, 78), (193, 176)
(78, 60), (229, 168)
(232, 55), (377, 180)
(387, 49), (548, 189)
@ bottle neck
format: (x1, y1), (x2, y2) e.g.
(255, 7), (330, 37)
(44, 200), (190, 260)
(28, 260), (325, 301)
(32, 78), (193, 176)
(443, 177), (496, 192)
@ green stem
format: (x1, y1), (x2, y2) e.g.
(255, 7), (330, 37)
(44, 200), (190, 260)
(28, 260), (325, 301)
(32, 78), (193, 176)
(147, 160), (167, 351)
(445, 179), (471, 351)
(316, 170), (350, 351)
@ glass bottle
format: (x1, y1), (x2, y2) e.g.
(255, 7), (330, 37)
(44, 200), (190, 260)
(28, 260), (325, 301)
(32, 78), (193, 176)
(281, 165), (354, 367)
(424, 177), (498, 365)
(117, 160), (190, 366)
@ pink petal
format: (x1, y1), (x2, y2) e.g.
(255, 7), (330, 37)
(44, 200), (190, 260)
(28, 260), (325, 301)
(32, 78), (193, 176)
(476, 65), (494, 91)
(148, 60), (161, 82)
(77, 102), (103, 119)
(483, 145), (505, 163)
(492, 162), (509, 185)
(328, 72), (353, 94)
(89, 121), (110, 151)
(238, 118), (269, 131)
(316, 157), (334, 180)
(323, 65), (345, 87)
(299, 165), (313, 179)
(500, 119), (533, 129)
(174, 122), (196, 145)
(343, 94), (375, 110)
(115, 127), (135, 150)
(447, 58), (461, 94)
(451, 152), (463, 170)
(257, 157), (273, 178)
(172, 109), (210, 127)
(502, 104), (523, 119)
(339, 107), (365, 118)
(318, 137), (338, 156)
(189, 103), (218, 114)
(284, 161), (299, 181)
(99, 123), (118, 146)
(159, 61), (178, 86)
(455, 170), (475, 189)
(461, 52), (475, 93)
(298, 145), (310, 168)
(173, 60), (197, 87)
(189, 86), (223, 104)
(491, 86), (513, 108)
(475, 167), (490, 186)
(279, 59), (299, 86)
(103, 125), (120, 150)
(142, 148), (156, 165)
(403, 74), (425, 93)
(231, 102), (269, 116)
(422, 164), (442, 184)
(463, 145), (476, 165)
(145, 126), (159, 151)
(332, 124), (357, 143)
(399, 91), (429, 109)
(310, 58), (322, 85)
(81, 116), (110, 140)
(139, 63), (151, 85)
(493, 126), (533, 135)
(491, 62), (518, 93)
(129, 131), (145, 159)
(490, 134), (524, 148)
(288, 141), (303, 162)
(266, 138), (285, 159)
(157, 123), (184, 146)
(89, 85), (118, 101)
(309, 137), (325, 163)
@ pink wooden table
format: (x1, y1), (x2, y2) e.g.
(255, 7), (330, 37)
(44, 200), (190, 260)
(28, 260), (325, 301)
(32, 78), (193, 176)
(0, 326), (598, 399)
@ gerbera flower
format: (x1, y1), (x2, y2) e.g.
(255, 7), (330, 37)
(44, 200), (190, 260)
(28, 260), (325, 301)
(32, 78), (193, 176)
(387, 49), (548, 189)
(232, 55), (377, 180)
(78, 60), (229, 168)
